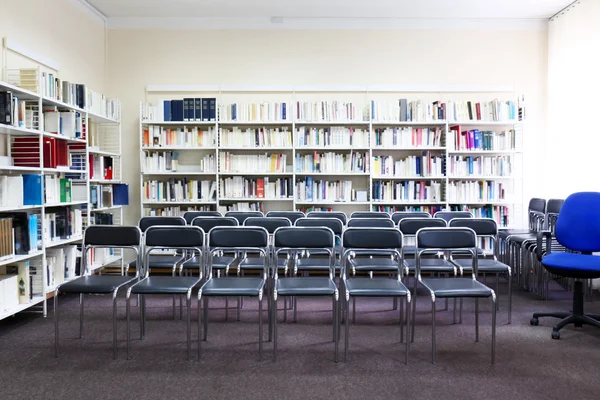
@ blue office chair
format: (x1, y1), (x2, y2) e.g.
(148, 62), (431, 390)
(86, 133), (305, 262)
(530, 192), (600, 339)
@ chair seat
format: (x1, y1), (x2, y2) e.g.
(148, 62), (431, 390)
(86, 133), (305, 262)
(59, 275), (137, 294)
(542, 252), (600, 279)
(451, 258), (509, 273)
(295, 257), (340, 271)
(404, 258), (456, 273)
(420, 278), (494, 298)
(201, 277), (265, 296)
(131, 276), (200, 294)
(345, 278), (409, 297)
(349, 257), (399, 272)
(238, 256), (286, 270)
(129, 255), (183, 269)
(276, 277), (337, 296)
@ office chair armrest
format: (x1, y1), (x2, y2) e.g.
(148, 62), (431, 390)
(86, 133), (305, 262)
(536, 230), (552, 261)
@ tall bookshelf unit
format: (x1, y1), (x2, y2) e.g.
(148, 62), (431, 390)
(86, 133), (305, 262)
(0, 38), (123, 320)
(140, 85), (524, 228)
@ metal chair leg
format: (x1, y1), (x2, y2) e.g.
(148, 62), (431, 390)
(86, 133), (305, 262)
(475, 298), (479, 342)
(399, 297), (404, 343)
(334, 294), (339, 363)
(113, 293), (118, 359)
(203, 296), (209, 341)
(126, 293), (132, 360)
(508, 268), (513, 324)
(431, 298), (436, 364)
(187, 296), (192, 361)
(405, 296), (410, 365)
(411, 278), (418, 343)
(273, 296), (278, 362)
(54, 291), (59, 358)
(491, 294), (497, 364)
(79, 293), (84, 338)
(344, 295), (350, 362)
(139, 294), (144, 340)
(197, 294), (202, 360)
(259, 295), (263, 361)
(332, 297), (336, 342)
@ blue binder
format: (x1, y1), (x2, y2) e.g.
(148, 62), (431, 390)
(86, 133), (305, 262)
(22, 174), (42, 205)
(113, 183), (129, 206)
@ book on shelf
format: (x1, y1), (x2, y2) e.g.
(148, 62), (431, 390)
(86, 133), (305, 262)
(44, 208), (83, 242)
(374, 127), (442, 148)
(372, 180), (442, 203)
(448, 155), (511, 177)
(0, 217), (14, 260)
(373, 153), (445, 178)
(220, 177), (292, 199)
(6, 67), (39, 93)
(219, 102), (291, 122)
(0, 261), (32, 304)
(0, 91), (36, 129)
(143, 179), (216, 203)
(295, 101), (366, 122)
(143, 205), (214, 217)
(371, 99), (446, 122)
(44, 176), (72, 203)
(372, 205), (443, 215)
(449, 126), (516, 151)
(295, 127), (368, 147)
(43, 107), (83, 138)
(42, 137), (69, 168)
(447, 181), (506, 203)
(45, 246), (77, 288)
(295, 152), (369, 174)
(219, 153), (288, 173)
(0, 274), (19, 312)
(0, 213), (39, 255)
(142, 98), (216, 122)
(295, 178), (363, 203)
(219, 202), (264, 213)
(450, 204), (510, 227)
(220, 127), (292, 148)
(113, 183), (129, 206)
(0, 175), (24, 208)
(143, 125), (216, 148)
(143, 152), (216, 174)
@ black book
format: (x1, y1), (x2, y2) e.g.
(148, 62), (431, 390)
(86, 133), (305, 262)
(0, 91), (12, 125)
(202, 99), (209, 122)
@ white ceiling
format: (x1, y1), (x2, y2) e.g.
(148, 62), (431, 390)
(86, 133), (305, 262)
(87, 0), (572, 19)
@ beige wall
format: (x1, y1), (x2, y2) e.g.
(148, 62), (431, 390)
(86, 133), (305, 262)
(0, 0), (106, 93)
(108, 28), (548, 225)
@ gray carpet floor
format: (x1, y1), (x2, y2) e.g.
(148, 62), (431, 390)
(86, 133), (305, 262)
(1, 281), (600, 400)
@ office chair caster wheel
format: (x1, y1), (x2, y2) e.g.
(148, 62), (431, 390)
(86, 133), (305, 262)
(551, 330), (560, 340)
(530, 318), (539, 326)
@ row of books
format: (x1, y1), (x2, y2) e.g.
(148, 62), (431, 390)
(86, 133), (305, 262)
(90, 155), (114, 180)
(220, 177), (293, 199)
(43, 107), (83, 138)
(219, 153), (288, 173)
(219, 203), (264, 212)
(449, 128), (516, 151)
(144, 98), (217, 122)
(143, 126), (216, 148)
(44, 208), (83, 243)
(0, 262), (35, 309)
(0, 213), (39, 256)
(295, 152), (369, 174)
(40, 73), (86, 109)
(371, 205), (443, 215)
(450, 205), (510, 227)
(143, 179), (217, 203)
(44, 176), (72, 203)
(46, 246), (77, 289)
(0, 218), (15, 260)
(143, 152), (216, 173)
(219, 102), (290, 122)
(143, 206), (213, 217)
(446, 181), (506, 202)
(295, 179), (364, 203)
(372, 153), (445, 178)
(374, 127), (443, 148)
(295, 101), (366, 122)
(0, 92), (35, 128)
(87, 247), (116, 270)
(221, 127), (292, 148)
(372, 181), (443, 202)
(91, 184), (130, 209)
(447, 156), (511, 177)
(295, 127), (368, 147)
(87, 91), (120, 121)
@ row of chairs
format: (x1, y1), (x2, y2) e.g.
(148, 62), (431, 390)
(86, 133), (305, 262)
(54, 209), (505, 364)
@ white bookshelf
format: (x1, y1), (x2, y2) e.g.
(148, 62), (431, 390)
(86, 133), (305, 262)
(0, 38), (124, 320)
(139, 87), (524, 222)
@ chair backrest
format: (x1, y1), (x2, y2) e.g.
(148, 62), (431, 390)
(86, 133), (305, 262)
(341, 228), (403, 278)
(415, 227), (478, 276)
(350, 211), (390, 219)
(207, 226), (270, 277)
(545, 198), (564, 231)
(528, 198), (547, 230)
(266, 211), (305, 224)
(295, 217), (343, 236)
(139, 216), (186, 232)
(434, 211), (473, 222)
(225, 211), (264, 225)
(448, 218), (497, 255)
(244, 217), (292, 234)
(143, 225), (205, 277)
(274, 226), (336, 278)
(183, 211), (222, 224)
(82, 225), (142, 276)
(391, 211), (431, 225)
(191, 216), (238, 234)
(398, 218), (447, 236)
(555, 192), (600, 253)
(347, 218), (395, 228)
(306, 211), (347, 225)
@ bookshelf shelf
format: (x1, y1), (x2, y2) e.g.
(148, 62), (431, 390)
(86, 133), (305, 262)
(0, 124), (40, 136)
(372, 200), (446, 205)
(43, 167), (87, 174)
(89, 148), (120, 157)
(447, 201), (513, 205)
(142, 146), (218, 151)
(45, 201), (87, 208)
(41, 96), (85, 113)
(0, 295), (45, 321)
(220, 198), (293, 202)
(141, 120), (215, 126)
(89, 179), (121, 184)
(219, 120), (293, 126)
(0, 205), (42, 212)
(371, 120), (447, 126)
(0, 251), (44, 268)
(296, 201), (371, 205)
(219, 172), (293, 176)
(0, 165), (42, 173)
(142, 200), (217, 205)
(87, 111), (119, 124)
(295, 146), (370, 151)
(0, 81), (39, 100)
(372, 176), (445, 180)
(90, 205), (123, 212)
(142, 171), (216, 176)
(42, 132), (87, 144)
(46, 236), (83, 249)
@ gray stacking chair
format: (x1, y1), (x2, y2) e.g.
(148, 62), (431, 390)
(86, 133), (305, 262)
(54, 225), (142, 359)
(434, 210), (473, 223)
(242, 217), (292, 275)
(267, 211), (305, 224)
(225, 211), (264, 225)
(182, 210), (222, 224)
(294, 217), (343, 276)
(350, 211), (390, 219)
(198, 226), (270, 360)
(126, 225), (204, 360)
(347, 218), (395, 228)
(414, 227), (497, 364)
(399, 218), (454, 277)
(307, 210), (347, 225)
(449, 218), (512, 324)
(341, 227), (410, 363)
(273, 226), (340, 362)
(391, 211), (431, 225)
